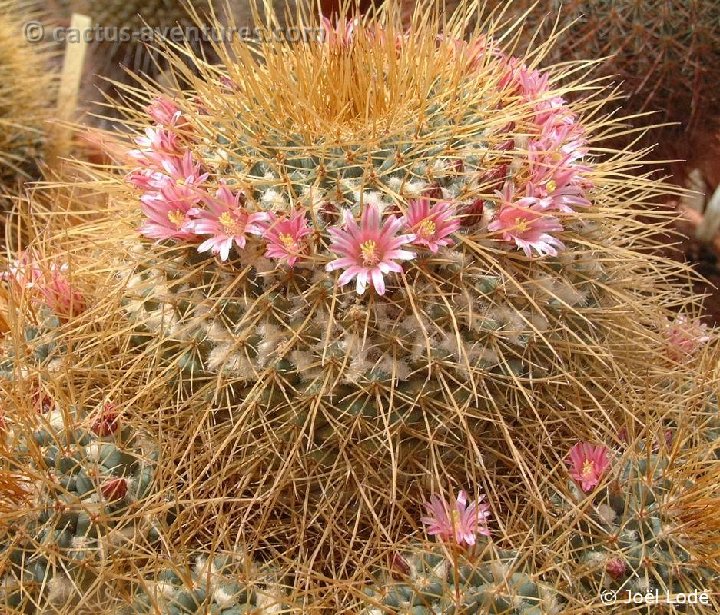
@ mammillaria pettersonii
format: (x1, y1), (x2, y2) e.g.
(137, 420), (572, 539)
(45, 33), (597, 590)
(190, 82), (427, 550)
(52, 5), (706, 573)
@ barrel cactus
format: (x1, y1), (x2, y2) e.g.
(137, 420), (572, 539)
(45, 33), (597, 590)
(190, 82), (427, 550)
(116, 551), (292, 614)
(362, 540), (561, 614)
(0, 400), (161, 614)
(115, 10), (684, 429)
(49, 2), (702, 573)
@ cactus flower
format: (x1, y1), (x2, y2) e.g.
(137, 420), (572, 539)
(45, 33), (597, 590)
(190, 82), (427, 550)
(139, 194), (199, 242)
(37, 264), (86, 318)
(421, 490), (491, 547)
(325, 204), (416, 295)
(191, 184), (269, 261)
(91, 403), (120, 437)
(129, 126), (183, 167)
(666, 315), (711, 360)
(566, 442), (611, 493)
(146, 96), (184, 126)
(488, 184), (565, 257)
(261, 210), (313, 267)
(405, 198), (461, 253)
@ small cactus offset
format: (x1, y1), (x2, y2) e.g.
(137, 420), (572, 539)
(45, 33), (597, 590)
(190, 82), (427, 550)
(0, 253), (87, 377)
(118, 551), (292, 614)
(0, 399), (161, 614)
(559, 441), (719, 603)
(362, 540), (562, 615)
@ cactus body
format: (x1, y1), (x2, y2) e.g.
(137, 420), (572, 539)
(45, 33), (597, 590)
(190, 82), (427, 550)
(557, 449), (718, 599)
(118, 552), (291, 614)
(362, 542), (561, 614)
(114, 17), (680, 486)
(0, 402), (161, 614)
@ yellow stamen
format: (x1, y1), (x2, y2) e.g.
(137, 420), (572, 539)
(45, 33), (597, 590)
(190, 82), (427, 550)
(546, 179), (557, 193)
(360, 240), (380, 266)
(279, 233), (297, 252)
(581, 460), (595, 478)
(514, 218), (529, 233)
(167, 210), (186, 229)
(416, 218), (436, 239)
(450, 508), (461, 527)
(219, 212), (238, 235)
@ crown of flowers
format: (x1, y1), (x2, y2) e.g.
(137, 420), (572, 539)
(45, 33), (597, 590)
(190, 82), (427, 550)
(126, 26), (592, 296)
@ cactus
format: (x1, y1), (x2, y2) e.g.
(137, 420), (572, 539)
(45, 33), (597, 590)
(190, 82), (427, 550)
(0, 400), (162, 614)
(362, 541), (561, 614)
(557, 446), (718, 601)
(47, 0), (210, 31)
(0, 0), (53, 206)
(46, 1), (707, 574)
(116, 551), (292, 614)
(107, 8), (693, 446)
(471, 0), (720, 137)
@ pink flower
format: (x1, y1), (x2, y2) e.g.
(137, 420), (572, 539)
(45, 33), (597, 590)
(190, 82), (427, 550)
(126, 168), (164, 191)
(129, 126), (183, 167)
(261, 210), (313, 267)
(421, 490), (491, 547)
(190, 184), (269, 261)
(2, 251), (42, 293)
(2, 256), (84, 318)
(405, 198), (461, 253)
(527, 179), (590, 213)
(139, 195), (198, 242)
(154, 151), (208, 205)
(488, 184), (565, 257)
(566, 442), (611, 493)
(320, 15), (358, 47)
(666, 315), (711, 360)
(146, 96), (184, 127)
(325, 204), (415, 295)
(38, 264), (86, 318)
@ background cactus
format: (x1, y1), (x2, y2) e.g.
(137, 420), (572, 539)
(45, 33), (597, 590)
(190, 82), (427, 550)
(0, 400), (162, 614)
(408, 0), (720, 146)
(0, 0), (54, 218)
(42, 0), (303, 124)
(554, 442), (720, 607)
(116, 550), (292, 614)
(362, 540), (561, 614)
